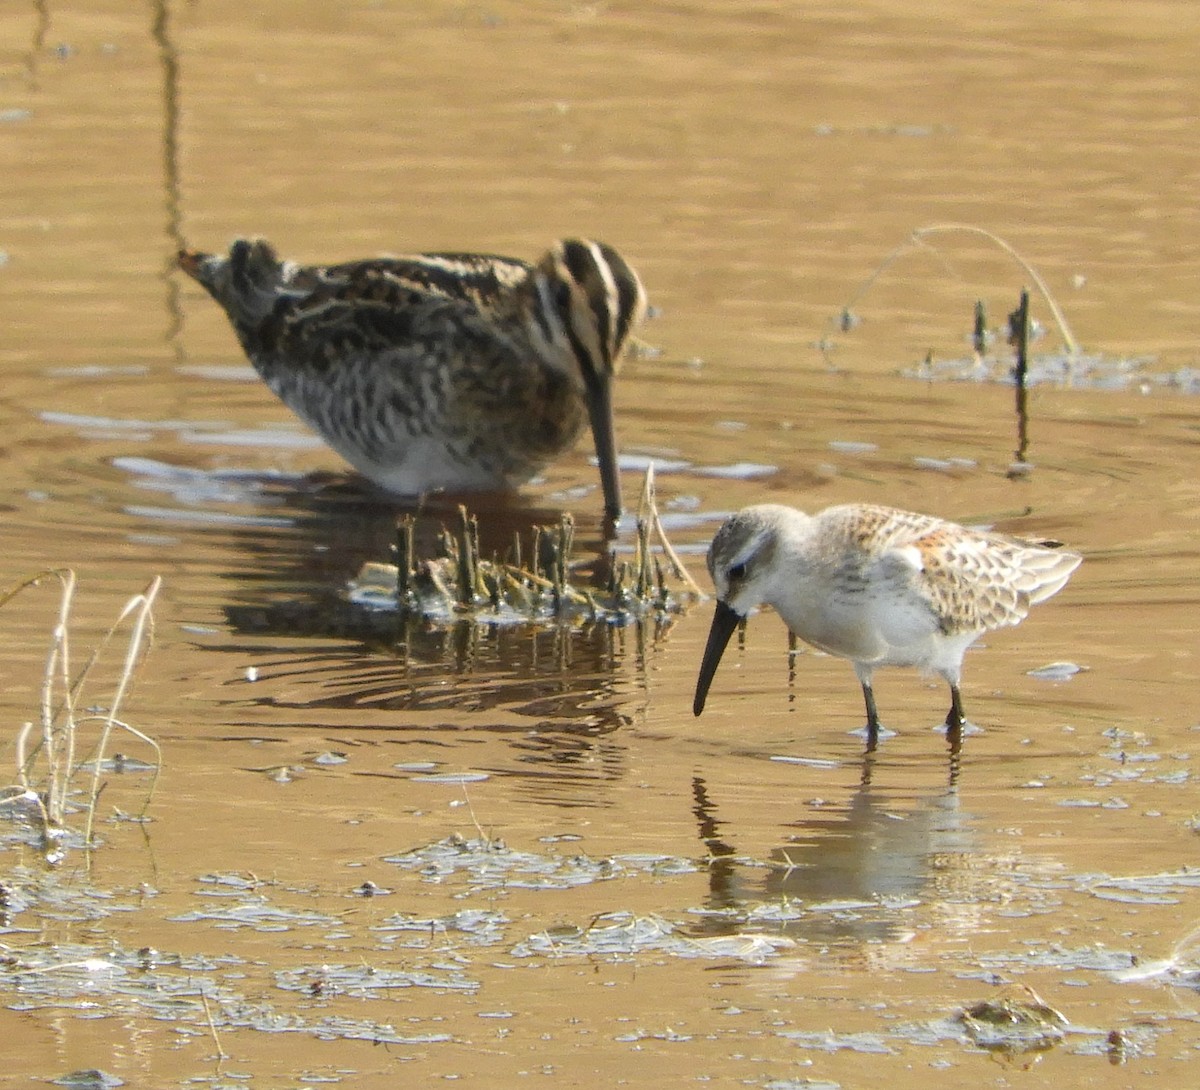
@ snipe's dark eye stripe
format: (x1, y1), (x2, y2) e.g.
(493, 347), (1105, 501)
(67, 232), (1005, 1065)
(583, 244), (618, 369)
(549, 240), (608, 373)
(579, 241), (641, 362)
(557, 241), (611, 367)
(600, 244), (643, 353)
(559, 239), (596, 289)
(560, 289), (597, 380)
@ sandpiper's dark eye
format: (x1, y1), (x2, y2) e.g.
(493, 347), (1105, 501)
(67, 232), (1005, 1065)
(728, 562), (747, 582)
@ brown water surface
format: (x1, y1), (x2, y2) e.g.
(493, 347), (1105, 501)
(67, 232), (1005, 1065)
(2, 2), (1200, 1087)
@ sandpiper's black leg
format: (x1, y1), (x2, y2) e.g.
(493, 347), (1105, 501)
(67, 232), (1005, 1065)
(945, 684), (966, 753)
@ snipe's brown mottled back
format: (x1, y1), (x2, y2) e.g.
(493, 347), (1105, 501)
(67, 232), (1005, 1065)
(179, 238), (648, 520)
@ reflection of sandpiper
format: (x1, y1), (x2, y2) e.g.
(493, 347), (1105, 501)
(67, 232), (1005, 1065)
(693, 503), (1081, 746)
(690, 773), (976, 947)
(179, 238), (647, 520)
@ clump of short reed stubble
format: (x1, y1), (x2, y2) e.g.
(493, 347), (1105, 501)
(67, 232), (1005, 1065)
(354, 464), (702, 625)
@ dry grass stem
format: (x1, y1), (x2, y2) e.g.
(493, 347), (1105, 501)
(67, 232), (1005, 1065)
(636, 462), (704, 596)
(0, 570), (163, 855)
(839, 223), (1080, 360)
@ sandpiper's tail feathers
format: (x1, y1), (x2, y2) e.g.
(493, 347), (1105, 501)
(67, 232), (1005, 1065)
(1011, 541), (1083, 607)
(178, 238), (294, 331)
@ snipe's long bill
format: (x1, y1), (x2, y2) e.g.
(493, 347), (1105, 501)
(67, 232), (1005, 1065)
(692, 503), (1082, 747)
(179, 237), (648, 521)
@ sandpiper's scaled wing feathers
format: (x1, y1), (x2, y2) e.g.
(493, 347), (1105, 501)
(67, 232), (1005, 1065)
(178, 237), (647, 519)
(846, 504), (1082, 641)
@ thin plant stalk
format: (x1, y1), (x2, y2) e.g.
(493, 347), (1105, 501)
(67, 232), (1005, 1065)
(396, 515), (414, 602)
(840, 223), (1079, 359)
(1009, 288), (1032, 465)
(1, 570), (162, 853)
(84, 576), (163, 847)
(636, 463), (704, 596)
(1, 569), (80, 824)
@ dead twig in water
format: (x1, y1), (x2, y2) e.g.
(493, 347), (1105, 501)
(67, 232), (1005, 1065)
(636, 463), (704, 597)
(198, 986), (229, 1061)
(1008, 288), (1032, 468)
(835, 223), (1079, 363)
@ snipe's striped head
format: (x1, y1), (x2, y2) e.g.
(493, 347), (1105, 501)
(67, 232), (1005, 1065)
(528, 239), (648, 522)
(529, 239), (647, 381)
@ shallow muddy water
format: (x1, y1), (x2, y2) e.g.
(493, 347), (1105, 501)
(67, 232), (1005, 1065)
(3, 1), (1200, 1087)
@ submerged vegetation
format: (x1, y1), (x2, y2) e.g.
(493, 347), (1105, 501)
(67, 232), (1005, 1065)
(348, 465), (703, 626)
(955, 985), (1069, 1055)
(0, 570), (161, 859)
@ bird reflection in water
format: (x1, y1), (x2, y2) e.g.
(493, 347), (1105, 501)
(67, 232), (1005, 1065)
(689, 767), (978, 949)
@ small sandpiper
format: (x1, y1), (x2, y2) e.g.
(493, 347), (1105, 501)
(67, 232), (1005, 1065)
(692, 503), (1081, 746)
(179, 237), (648, 520)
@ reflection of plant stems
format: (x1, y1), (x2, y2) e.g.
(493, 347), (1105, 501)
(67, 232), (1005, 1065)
(839, 223), (1080, 359)
(151, 0), (185, 359)
(25, 0), (50, 87)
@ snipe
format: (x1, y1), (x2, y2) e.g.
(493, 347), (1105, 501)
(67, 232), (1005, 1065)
(179, 237), (648, 520)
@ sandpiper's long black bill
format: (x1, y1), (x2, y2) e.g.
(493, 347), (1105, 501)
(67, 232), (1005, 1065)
(584, 370), (622, 522)
(693, 599), (743, 716)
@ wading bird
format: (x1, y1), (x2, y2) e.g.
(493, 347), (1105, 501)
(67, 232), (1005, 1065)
(693, 503), (1081, 746)
(179, 237), (647, 521)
